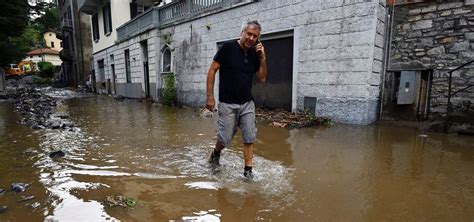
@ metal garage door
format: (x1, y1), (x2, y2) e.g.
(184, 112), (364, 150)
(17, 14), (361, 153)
(252, 36), (293, 111)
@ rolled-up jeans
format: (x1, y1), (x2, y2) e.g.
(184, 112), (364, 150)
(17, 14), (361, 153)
(216, 101), (257, 147)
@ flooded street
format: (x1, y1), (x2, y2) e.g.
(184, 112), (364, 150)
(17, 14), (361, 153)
(1, 93), (473, 221)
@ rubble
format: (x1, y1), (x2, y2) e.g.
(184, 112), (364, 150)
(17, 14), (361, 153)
(3, 81), (77, 131)
(11, 183), (29, 193)
(255, 108), (332, 129)
(104, 195), (139, 208)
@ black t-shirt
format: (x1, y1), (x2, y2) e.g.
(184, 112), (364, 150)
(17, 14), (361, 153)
(213, 41), (260, 104)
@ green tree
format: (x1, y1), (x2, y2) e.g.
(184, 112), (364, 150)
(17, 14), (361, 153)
(11, 26), (41, 56)
(33, 3), (59, 33)
(0, 0), (30, 66)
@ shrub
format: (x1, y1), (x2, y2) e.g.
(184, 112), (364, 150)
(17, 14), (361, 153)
(37, 61), (54, 78)
(161, 73), (176, 106)
(32, 75), (52, 84)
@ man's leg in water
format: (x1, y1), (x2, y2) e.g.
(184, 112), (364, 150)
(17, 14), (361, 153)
(209, 142), (225, 165)
(243, 143), (254, 178)
(240, 101), (256, 178)
(209, 102), (237, 165)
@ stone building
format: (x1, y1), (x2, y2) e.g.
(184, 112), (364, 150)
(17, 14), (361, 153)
(382, 0), (474, 120)
(57, 0), (93, 86)
(80, 0), (387, 125)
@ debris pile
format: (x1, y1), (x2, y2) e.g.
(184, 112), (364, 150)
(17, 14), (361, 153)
(104, 195), (139, 208)
(3, 83), (78, 132)
(255, 108), (332, 128)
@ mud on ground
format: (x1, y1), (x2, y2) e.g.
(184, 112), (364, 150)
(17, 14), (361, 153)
(255, 108), (332, 129)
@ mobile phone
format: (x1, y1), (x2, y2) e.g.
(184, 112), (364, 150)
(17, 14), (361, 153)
(255, 39), (261, 53)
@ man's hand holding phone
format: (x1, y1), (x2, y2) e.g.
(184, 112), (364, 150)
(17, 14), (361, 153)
(255, 39), (266, 60)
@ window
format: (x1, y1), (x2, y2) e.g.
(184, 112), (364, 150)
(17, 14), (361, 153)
(130, 3), (150, 19)
(51, 41), (55, 48)
(92, 13), (100, 41)
(162, 46), (171, 73)
(125, 49), (131, 83)
(102, 2), (112, 35)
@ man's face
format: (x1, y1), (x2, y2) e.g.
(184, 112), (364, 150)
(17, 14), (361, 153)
(240, 25), (260, 50)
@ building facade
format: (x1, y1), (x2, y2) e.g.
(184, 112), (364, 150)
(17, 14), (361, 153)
(23, 31), (62, 67)
(26, 48), (61, 66)
(43, 31), (63, 51)
(79, 0), (157, 95)
(57, 0), (93, 86)
(80, 0), (388, 125)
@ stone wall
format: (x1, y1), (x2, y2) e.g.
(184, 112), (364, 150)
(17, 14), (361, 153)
(389, 0), (474, 114)
(159, 0), (386, 124)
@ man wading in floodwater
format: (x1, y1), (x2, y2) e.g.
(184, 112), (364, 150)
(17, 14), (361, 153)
(205, 20), (267, 179)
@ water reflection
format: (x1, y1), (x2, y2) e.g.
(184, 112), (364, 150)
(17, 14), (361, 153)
(286, 123), (474, 221)
(1, 93), (473, 221)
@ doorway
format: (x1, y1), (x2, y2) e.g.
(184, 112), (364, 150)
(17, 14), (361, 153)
(97, 59), (105, 93)
(140, 40), (150, 98)
(110, 54), (116, 95)
(252, 36), (293, 111)
(383, 70), (432, 120)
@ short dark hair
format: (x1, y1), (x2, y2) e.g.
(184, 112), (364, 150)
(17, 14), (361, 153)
(241, 20), (261, 32)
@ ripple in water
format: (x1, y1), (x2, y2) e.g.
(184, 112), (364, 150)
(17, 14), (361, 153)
(36, 121), (119, 221)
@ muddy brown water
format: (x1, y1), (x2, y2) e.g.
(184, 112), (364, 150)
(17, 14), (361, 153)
(0, 93), (473, 221)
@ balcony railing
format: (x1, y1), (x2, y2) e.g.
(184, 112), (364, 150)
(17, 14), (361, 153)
(116, 7), (160, 42)
(116, 0), (253, 42)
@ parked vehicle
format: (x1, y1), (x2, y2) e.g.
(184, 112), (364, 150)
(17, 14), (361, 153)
(5, 64), (22, 77)
(4, 61), (36, 77)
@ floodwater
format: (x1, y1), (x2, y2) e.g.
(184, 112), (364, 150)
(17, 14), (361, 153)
(0, 92), (473, 221)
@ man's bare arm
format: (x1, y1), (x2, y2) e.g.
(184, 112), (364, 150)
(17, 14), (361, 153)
(255, 43), (267, 83)
(206, 61), (221, 111)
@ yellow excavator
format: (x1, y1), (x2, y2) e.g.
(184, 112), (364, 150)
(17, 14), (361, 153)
(5, 61), (36, 77)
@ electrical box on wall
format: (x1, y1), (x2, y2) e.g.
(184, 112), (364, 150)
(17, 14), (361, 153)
(397, 71), (416, 105)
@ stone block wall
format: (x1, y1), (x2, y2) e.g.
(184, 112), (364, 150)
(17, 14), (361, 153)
(159, 0), (386, 124)
(389, 0), (474, 114)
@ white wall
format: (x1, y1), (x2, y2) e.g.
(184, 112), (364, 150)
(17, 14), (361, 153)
(43, 31), (63, 51)
(25, 54), (62, 66)
(92, 0), (131, 53)
(161, 0), (386, 123)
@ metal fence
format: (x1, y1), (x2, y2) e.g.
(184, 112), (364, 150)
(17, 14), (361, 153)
(117, 8), (160, 41)
(117, 0), (243, 42)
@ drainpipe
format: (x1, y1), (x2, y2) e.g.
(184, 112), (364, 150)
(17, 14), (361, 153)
(379, 3), (395, 119)
(77, 4), (85, 85)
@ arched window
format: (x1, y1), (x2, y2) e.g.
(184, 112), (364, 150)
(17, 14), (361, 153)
(162, 46), (172, 73)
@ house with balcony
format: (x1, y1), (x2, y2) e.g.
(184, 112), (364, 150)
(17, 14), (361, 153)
(57, 0), (93, 86)
(79, 0), (388, 125)
(78, 0), (159, 95)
